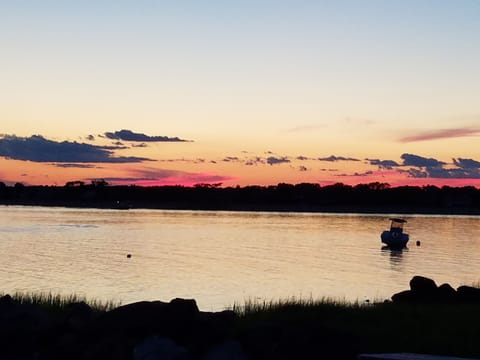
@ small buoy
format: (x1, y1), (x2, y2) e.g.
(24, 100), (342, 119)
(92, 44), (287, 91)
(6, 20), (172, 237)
(126, 254), (132, 258)
(416, 240), (421, 246)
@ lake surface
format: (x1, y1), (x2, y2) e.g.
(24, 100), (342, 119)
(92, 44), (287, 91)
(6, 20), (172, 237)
(0, 206), (479, 310)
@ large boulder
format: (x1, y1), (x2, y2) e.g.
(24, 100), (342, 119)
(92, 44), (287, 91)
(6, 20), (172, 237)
(41, 299), (200, 359)
(457, 285), (480, 302)
(392, 276), (480, 304)
(392, 276), (454, 303)
(92, 298), (199, 342)
(408, 276), (438, 301)
(437, 283), (457, 302)
(391, 290), (415, 303)
(409, 276), (437, 293)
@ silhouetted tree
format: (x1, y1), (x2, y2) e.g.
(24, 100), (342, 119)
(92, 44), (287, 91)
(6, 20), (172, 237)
(0, 181), (479, 213)
(14, 182), (24, 190)
(90, 179), (108, 187)
(65, 181), (85, 187)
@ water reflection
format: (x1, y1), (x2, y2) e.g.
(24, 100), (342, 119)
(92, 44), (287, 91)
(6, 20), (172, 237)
(381, 246), (407, 269)
(1, 206), (480, 310)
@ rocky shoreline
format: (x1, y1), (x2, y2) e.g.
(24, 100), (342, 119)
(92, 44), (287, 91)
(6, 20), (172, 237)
(391, 275), (480, 303)
(1, 276), (480, 359)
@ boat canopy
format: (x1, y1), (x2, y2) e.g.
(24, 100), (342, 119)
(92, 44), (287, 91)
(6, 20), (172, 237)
(389, 218), (407, 223)
(389, 218), (407, 231)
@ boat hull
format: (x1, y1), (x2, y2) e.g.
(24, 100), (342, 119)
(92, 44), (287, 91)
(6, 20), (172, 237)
(381, 230), (409, 248)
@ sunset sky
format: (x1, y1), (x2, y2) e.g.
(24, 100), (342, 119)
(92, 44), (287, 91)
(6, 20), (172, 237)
(1, 0), (480, 187)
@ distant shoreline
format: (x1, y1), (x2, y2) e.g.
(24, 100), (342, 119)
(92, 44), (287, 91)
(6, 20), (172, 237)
(1, 200), (479, 216)
(1, 183), (479, 216)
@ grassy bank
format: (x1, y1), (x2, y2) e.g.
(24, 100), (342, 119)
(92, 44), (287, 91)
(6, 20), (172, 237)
(3, 292), (480, 358)
(1, 291), (119, 313)
(233, 297), (480, 358)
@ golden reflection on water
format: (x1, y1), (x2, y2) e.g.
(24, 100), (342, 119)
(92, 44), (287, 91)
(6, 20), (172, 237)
(0, 206), (479, 310)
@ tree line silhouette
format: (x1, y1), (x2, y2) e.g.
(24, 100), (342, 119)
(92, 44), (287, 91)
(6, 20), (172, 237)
(0, 181), (479, 214)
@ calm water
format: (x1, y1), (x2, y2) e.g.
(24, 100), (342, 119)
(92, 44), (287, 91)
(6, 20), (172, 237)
(0, 206), (479, 310)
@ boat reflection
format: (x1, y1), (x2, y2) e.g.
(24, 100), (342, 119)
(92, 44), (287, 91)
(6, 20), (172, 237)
(381, 245), (408, 253)
(381, 245), (408, 268)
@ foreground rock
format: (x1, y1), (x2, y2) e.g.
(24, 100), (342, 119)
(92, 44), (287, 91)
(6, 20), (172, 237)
(2, 275), (476, 359)
(0, 294), (360, 359)
(392, 275), (480, 303)
(41, 298), (239, 359)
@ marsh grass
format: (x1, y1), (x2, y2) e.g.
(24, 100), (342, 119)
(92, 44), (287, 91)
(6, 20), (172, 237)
(2, 290), (480, 358)
(232, 295), (365, 317)
(232, 297), (480, 358)
(1, 291), (119, 313)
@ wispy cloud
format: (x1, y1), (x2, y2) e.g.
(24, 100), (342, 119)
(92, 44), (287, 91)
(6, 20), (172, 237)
(318, 155), (360, 162)
(336, 170), (374, 177)
(399, 127), (480, 142)
(266, 156), (290, 165)
(400, 154), (480, 179)
(453, 158), (480, 169)
(401, 153), (445, 168)
(0, 135), (152, 163)
(405, 167), (480, 179)
(104, 129), (191, 142)
(245, 157), (265, 166)
(367, 158), (400, 170)
(223, 156), (240, 162)
(54, 163), (99, 168)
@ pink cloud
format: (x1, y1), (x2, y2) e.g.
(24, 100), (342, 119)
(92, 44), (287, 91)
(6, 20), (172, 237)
(108, 170), (234, 187)
(399, 127), (480, 142)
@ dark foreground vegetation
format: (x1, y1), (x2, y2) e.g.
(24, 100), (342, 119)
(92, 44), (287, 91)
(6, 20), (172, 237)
(1, 276), (480, 359)
(1, 181), (480, 214)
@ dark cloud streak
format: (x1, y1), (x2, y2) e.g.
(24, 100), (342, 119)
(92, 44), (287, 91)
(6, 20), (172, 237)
(401, 154), (480, 179)
(453, 158), (480, 170)
(367, 159), (399, 170)
(54, 163), (98, 168)
(104, 129), (191, 142)
(401, 153), (445, 168)
(0, 135), (152, 163)
(267, 156), (290, 165)
(318, 155), (360, 162)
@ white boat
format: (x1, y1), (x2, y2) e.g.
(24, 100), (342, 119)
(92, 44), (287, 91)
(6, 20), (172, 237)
(381, 218), (409, 248)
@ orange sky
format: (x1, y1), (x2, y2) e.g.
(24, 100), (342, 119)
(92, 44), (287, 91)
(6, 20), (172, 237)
(1, 1), (480, 188)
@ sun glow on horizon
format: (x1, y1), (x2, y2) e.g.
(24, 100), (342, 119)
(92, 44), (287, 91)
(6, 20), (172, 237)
(1, 1), (480, 188)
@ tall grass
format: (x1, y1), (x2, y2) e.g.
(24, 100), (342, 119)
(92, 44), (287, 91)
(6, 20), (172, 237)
(232, 296), (365, 317)
(1, 291), (120, 312)
(230, 296), (480, 358)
